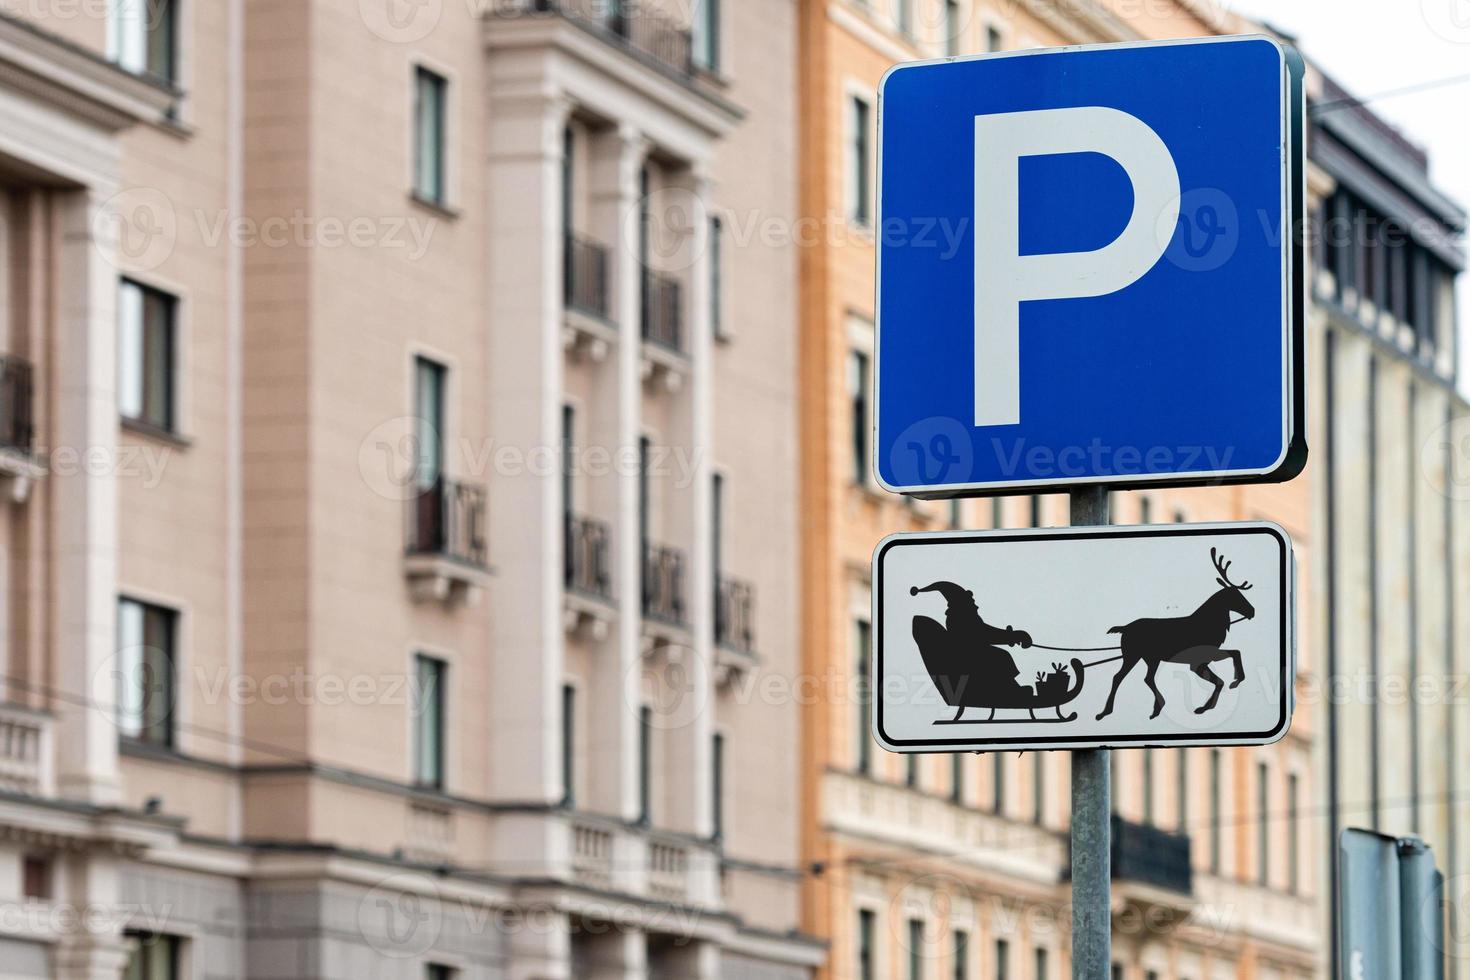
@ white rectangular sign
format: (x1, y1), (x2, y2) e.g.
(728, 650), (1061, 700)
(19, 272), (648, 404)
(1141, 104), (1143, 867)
(872, 522), (1294, 752)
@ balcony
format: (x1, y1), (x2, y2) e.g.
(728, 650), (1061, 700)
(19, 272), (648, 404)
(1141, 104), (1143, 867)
(564, 513), (614, 637)
(505, 0), (700, 85)
(1111, 815), (1192, 893)
(563, 233), (616, 362)
(0, 703), (54, 797)
(403, 478), (491, 603)
(714, 575), (756, 684)
(0, 355), (42, 502)
(641, 541), (688, 646)
(641, 269), (685, 353)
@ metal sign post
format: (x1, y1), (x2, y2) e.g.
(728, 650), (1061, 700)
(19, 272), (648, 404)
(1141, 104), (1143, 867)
(1069, 488), (1111, 980)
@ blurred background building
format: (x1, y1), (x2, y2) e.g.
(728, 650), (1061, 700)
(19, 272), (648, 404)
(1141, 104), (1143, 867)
(0, 0), (1462, 978)
(0, 0), (822, 977)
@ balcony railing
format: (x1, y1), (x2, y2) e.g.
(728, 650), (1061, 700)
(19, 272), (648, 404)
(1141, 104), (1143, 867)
(406, 478), (489, 569)
(715, 575), (755, 655)
(1111, 815), (1193, 895)
(0, 703), (52, 797)
(642, 541), (687, 626)
(509, 0), (697, 81)
(0, 355), (34, 454)
(641, 269), (684, 353)
(564, 233), (612, 321)
(565, 513), (613, 599)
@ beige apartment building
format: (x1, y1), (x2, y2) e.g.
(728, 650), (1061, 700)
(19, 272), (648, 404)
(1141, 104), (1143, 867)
(0, 0), (824, 977)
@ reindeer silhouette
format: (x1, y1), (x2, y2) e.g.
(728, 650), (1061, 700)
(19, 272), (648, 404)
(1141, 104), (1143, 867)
(1095, 549), (1255, 721)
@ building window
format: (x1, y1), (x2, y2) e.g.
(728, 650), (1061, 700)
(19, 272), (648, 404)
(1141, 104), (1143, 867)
(859, 908), (877, 980)
(1029, 496), (1042, 528)
(991, 498), (1004, 529)
(1176, 750), (1188, 831)
(124, 932), (181, 980)
(993, 755), (1005, 815)
(1210, 749), (1222, 874)
(712, 732), (726, 842)
(638, 704), (653, 825)
(1111, 965), (1123, 980)
(1032, 753), (1044, 824)
(945, 0), (962, 57)
(1257, 762), (1270, 886)
(413, 655), (446, 789)
(950, 499), (963, 528)
(561, 683), (575, 807)
(116, 598), (177, 748)
(986, 24), (1002, 51)
(1034, 947), (1048, 980)
(108, 0), (178, 83)
(22, 855), (51, 900)
(426, 967), (455, 980)
(906, 755), (919, 789)
(1142, 749), (1154, 825)
(710, 215), (725, 338)
(856, 619), (872, 774)
(848, 95), (872, 225)
(951, 754), (964, 803)
(908, 919), (925, 979)
(693, 0), (720, 71)
(118, 279), (177, 433)
(849, 349), (871, 483)
(995, 938), (1010, 980)
(895, 0), (914, 37)
(414, 66), (449, 206)
(414, 356), (446, 489)
(1287, 771), (1300, 893)
(954, 929), (969, 980)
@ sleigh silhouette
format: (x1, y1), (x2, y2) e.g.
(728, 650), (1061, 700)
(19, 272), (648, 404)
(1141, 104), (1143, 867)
(912, 616), (1086, 724)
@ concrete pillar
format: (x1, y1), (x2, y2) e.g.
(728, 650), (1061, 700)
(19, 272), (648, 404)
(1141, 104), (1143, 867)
(53, 188), (121, 806)
(588, 123), (649, 821)
(662, 163), (715, 844)
(581, 928), (647, 980)
(484, 91), (572, 805)
(509, 907), (571, 980)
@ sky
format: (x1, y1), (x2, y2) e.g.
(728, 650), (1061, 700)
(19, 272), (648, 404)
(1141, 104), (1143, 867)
(1222, 0), (1470, 382)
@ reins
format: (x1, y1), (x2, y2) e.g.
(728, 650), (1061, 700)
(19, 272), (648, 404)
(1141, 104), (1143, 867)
(1026, 615), (1251, 669)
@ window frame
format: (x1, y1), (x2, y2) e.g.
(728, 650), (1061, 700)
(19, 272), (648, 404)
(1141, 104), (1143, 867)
(855, 617), (873, 774)
(412, 653), (448, 790)
(692, 0), (721, 72)
(124, 931), (183, 980)
(116, 596), (179, 749)
(118, 278), (180, 435)
(108, 0), (179, 85)
(847, 90), (874, 226)
(412, 64), (451, 208)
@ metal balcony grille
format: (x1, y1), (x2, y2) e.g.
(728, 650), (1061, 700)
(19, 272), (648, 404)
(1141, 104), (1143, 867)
(512, 0), (696, 80)
(564, 233), (612, 321)
(565, 514), (613, 599)
(406, 478), (489, 568)
(1110, 815), (1193, 895)
(715, 575), (755, 654)
(641, 269), (684, 353)
(0, 355), (34, 454)
(642, 541), (687, 626)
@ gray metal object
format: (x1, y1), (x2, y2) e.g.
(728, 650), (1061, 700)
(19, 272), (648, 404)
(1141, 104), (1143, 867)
(1070, 487), (1111, 980)
(1339, 828), (1446, 980)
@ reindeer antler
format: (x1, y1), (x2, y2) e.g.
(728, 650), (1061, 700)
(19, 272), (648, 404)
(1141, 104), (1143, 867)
(1211, 547), (1253, 591)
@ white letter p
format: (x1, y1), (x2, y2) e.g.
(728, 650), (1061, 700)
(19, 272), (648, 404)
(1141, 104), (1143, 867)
(973, 107), (1180, 427)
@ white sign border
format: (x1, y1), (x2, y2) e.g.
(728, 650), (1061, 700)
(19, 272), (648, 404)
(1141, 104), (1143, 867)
(873, 33), (1300, 496)
(870, 521), (1296, 752)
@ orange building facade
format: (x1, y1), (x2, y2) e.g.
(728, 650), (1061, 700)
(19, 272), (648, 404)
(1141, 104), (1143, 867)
(797, 3), (1323, 979)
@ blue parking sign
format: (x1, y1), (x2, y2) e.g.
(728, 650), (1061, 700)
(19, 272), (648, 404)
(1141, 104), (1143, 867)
(875, 35), (1305, 496)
